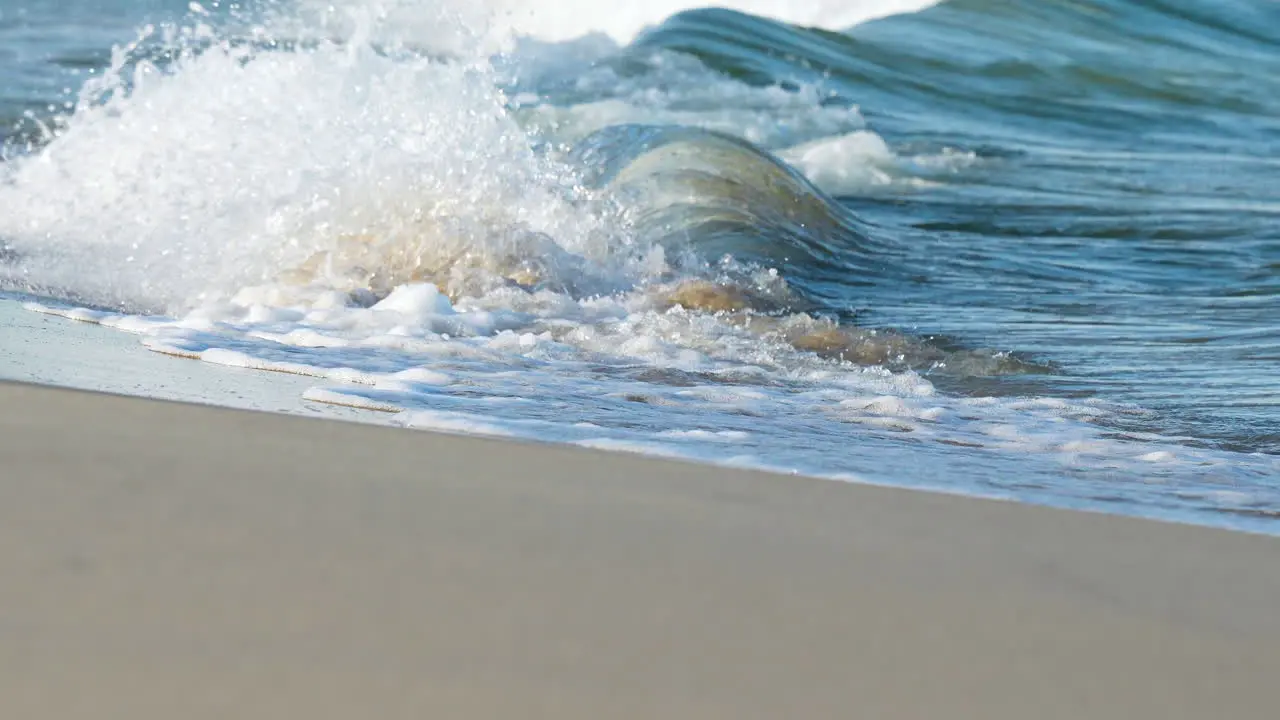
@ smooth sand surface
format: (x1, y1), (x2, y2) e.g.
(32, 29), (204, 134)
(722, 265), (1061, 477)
(2, 381), (1278, 719)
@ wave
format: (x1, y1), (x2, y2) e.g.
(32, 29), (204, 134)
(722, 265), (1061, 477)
(569, 124), (883, 292)
(1, 0), (1274, 369)
(3, 0), (1273, 308)
(637, 0), (1280, 141)
(0, 0), (919, 311)
(0, 0), (1053, 382)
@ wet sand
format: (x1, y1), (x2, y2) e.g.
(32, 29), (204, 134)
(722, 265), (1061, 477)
(2, 380), (1278, 719)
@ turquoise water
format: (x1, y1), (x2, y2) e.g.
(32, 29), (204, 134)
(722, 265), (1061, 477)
(1, 0), (1276, 530)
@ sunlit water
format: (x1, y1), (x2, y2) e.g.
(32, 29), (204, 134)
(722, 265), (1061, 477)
(1, 0), (1276, 532)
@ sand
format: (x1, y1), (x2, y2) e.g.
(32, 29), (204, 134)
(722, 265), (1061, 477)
(1, 380), (1278, 719)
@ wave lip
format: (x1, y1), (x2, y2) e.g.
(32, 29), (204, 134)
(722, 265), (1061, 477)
(569, 124), (895, 301)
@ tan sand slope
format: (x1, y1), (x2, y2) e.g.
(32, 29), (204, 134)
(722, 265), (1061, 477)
(1, 381), (1277, 719)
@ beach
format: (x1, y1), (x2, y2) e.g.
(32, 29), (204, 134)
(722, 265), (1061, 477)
(3, 379), (1278, 719)
(1, 1), (1278, 713)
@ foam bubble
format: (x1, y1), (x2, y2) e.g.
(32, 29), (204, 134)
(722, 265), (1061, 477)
(516, 51), (868, 150)
(574, 437), (692, 459)
(398, 409), (516, 437)
(780, 131), (979, 195)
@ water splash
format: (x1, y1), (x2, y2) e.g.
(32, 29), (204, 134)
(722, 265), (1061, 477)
(0, 3), (630, 312)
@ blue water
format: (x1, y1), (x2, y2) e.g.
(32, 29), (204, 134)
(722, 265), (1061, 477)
(0, 0), (1276, 530)
(628, 2), (1280, 451)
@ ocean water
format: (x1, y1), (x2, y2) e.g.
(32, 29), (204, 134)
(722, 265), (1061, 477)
(1, 0), (1276, 531)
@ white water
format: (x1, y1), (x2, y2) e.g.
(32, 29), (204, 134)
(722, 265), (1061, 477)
(496, 0), (941, 44)
(20, 281), (1277, 529)
(286, 0), (943, 47)
(0, 26), (612, 310)
(0, 0), (951, 312)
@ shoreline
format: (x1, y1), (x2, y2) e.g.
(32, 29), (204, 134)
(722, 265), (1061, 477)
(4, 296), (1276, 535)
(3, 380), (1278, 718)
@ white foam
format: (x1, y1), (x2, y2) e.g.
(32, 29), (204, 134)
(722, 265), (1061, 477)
(516, 53), (868, 150)
(282, 0), (943, 51)
(398, 409), (517, 437)
(780, 131), (980, 195)
(247, 329), (350, 348)
(483, 0), (943, 44)
(303, 387), (405, 412)
(658, 429), (751, 440)
(0, 23), (615, 313)
(21, 288), (1280, 526)
(575, 437), (692, 460)
(372, 283), (457, 318)
(393, 367), (453, 385)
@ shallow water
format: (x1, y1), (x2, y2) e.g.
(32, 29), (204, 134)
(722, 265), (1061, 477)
(0, 0), (1276, 531)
